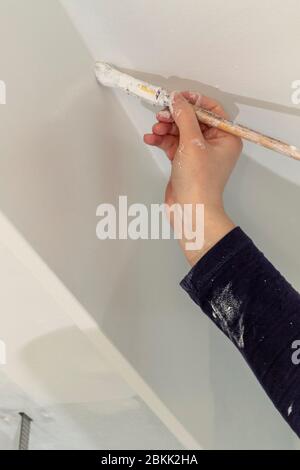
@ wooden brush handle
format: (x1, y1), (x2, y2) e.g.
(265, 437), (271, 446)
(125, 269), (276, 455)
(193, 106), (300, 161)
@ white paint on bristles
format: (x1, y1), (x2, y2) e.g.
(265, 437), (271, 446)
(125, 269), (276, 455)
(158, 110), (172, 119)
(95, 62), (170, 107)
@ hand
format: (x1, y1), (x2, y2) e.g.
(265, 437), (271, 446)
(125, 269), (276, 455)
(144, 91), (243, 266)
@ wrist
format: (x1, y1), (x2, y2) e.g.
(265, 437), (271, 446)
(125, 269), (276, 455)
(181, 206), (235, 266)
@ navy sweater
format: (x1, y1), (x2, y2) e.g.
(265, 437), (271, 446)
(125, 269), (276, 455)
(180, 227), (300, 437)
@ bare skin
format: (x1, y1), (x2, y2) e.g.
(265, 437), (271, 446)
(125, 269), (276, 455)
(144, 91), (243, 266)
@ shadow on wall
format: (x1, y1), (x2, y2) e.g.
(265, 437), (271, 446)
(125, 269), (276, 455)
(96, 157), (300, 450)
(226, 153), (300, 288)
(19, 327), (183, 450)
(1, 23), (300, 446)
(2, 85), (300, 449)
(18, 327), (135, 449)
(120, 67), (300, 120)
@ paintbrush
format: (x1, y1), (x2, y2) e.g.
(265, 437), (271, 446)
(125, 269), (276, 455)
(95, 62), (300, 161)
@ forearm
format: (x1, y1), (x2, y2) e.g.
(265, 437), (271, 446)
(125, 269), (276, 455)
(181, 227), (300, 437)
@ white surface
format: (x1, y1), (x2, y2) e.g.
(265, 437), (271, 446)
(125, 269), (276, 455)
(95, 62), (170, 107)
(61, 0), (300, 183)
(0, 0), (299, 449)
(60, 0), (300, 448)
(0, 373), (183, 450)
(0, 203), (189, 450)
(0, 0), (198, 450)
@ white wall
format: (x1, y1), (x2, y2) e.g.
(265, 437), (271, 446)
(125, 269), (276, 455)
(0, 0), (193, 450)
(0, 213), (183, 450)
(61, 0), (300, 183)
(1, 0), (300, 448)
(60, 0), (300, 448)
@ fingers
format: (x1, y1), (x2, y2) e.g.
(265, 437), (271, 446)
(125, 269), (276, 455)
(156, 110), (208, 134)
(144, 91), (235, 159)
(182, 91), (229, 119)
(181, 91), (203, 108)
(144, 116), (179, 161)
(181, 91), (240, 144)
(158, 92), (229, 121)
(152, 121), (178, 136)
(169, 92), (205, 144)
(156, 109), (173, 123)
(143, 133), (178, 160)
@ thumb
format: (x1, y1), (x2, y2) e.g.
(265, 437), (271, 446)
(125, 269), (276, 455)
(169, 91), (204, 145)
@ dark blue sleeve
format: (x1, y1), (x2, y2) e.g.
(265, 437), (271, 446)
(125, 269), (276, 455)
(180, 227), (300, 437)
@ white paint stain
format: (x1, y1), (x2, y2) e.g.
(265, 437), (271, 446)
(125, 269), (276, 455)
(191, 138), (206, 149)
(210, 282), (244, 348)
(287, 403), (293, 416)
(169, 91), (183, 118)
(158, 110), (172, 119)
(177, 144), (186, 163)
(174, 109), (182, 118)
(95, 62), (170, 107)
(169, 91), (176, 115)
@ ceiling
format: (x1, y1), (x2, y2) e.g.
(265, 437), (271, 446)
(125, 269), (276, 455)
(0, 211), (183, 450)
(61, 0), (300, 183)
(1, 0), (300, 449)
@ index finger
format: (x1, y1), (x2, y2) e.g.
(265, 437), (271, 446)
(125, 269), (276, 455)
(182, 91), (229, 120)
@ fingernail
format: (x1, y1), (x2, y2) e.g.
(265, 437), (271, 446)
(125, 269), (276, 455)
(172, 91), (184, 103)
(158, 110), (171, 119)
(195, 94), (202, 106)
(190, 138), (206, 150)
(169, 91), (183, 115)
(169, 91), (176, 113)
(188, 92), (202, 104)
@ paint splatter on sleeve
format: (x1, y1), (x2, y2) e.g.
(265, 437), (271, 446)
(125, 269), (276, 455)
(180, 227), (300, 438)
